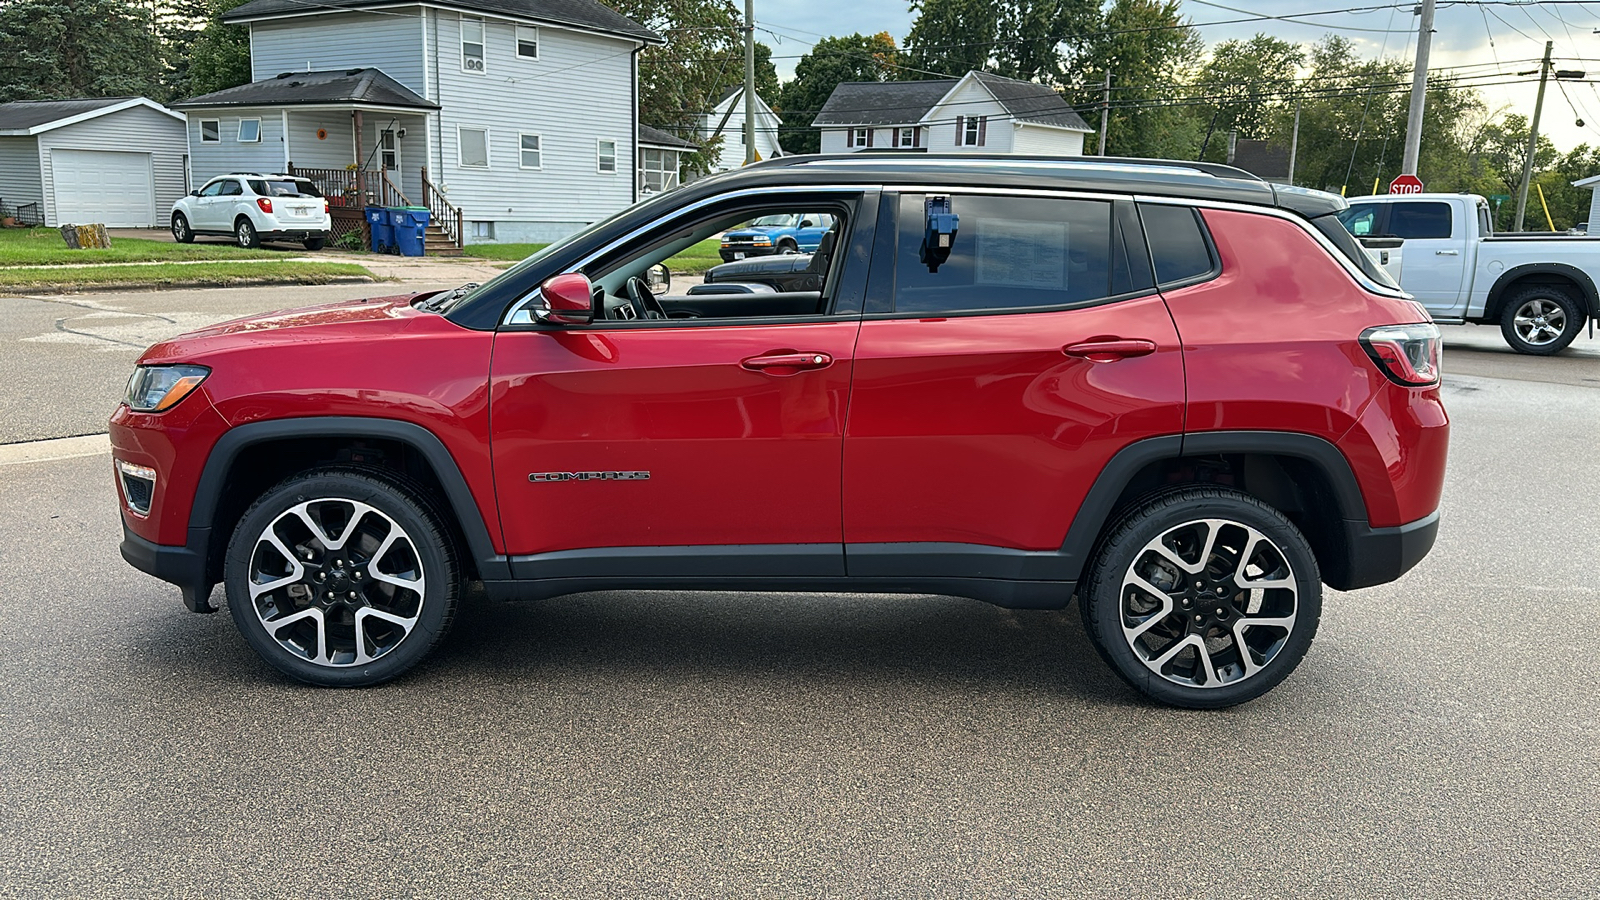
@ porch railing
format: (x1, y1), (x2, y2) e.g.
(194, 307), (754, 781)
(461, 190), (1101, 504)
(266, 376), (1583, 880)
(420, 166), (464, 250)
(287, 165), (412, 209)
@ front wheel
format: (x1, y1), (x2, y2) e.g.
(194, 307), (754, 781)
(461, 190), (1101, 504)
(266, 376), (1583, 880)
(1500, 286), (1583, 355)
(171, 212), (193, 243)
(224, 469), (460, 686)
(777, 239), (798, 255)
(1080, 488), (1322, 708)
(235, 217), (260, 249)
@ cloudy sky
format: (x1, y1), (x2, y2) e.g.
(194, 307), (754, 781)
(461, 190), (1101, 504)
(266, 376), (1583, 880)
(755, 0), (1600, 165)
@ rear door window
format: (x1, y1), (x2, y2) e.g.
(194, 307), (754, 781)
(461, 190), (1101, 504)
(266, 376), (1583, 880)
(1386, 202), (1453, 239)
(1139, 204), (1217, 287)
(889, 193), (1117, 314)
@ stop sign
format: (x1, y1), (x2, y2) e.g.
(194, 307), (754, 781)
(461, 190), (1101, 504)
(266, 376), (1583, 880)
(1389, 174), (1424, 195)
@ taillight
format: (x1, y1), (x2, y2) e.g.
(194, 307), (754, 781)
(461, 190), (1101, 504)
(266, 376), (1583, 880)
(1360, 323), (1441, 386)
(322, 198), (329, 212)
(256, 197), (273, 214)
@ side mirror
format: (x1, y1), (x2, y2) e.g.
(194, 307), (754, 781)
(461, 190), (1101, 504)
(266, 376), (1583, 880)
(799, 219), (814, 228)
(190, 189), (201, 196)
(540, 273), (595, 325)
(646, 262), (670, 292)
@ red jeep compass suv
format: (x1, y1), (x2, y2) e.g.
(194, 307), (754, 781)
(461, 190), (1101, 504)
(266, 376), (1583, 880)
(112, 156), (1447, 707)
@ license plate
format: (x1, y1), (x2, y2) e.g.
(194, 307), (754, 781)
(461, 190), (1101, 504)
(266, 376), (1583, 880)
(734, 252), (745, 259)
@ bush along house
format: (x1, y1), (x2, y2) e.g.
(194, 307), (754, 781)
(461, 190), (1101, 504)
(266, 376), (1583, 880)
(174, 0), (663, 250)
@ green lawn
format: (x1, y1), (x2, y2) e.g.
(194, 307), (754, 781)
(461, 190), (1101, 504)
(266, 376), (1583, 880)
(0, 227), (278, 267)
(0, 261), (373, 290)
(461, 238), (727, 274)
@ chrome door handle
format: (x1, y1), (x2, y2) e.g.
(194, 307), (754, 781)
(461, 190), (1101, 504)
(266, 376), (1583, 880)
(1436, 249), (1459, 255)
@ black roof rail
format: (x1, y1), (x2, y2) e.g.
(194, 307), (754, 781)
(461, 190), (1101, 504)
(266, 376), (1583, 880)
(758, 152), (1267, 183)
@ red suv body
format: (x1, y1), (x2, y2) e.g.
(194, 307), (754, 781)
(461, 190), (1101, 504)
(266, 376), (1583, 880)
(112, 156), (1448, 706)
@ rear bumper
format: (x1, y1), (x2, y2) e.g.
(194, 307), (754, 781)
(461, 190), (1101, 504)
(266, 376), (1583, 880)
(1333, 510), (1439, 590)
(120, 524), (217, 613)
(259, 228), (329, 241)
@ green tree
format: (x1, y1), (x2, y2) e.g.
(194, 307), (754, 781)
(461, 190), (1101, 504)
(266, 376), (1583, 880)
(0, 0), (163, 101)
(775, 32), (901, 154)
(170, 0), (254, 100)
(1193, 33), (1303, 156)
(903, 0), (998, 78)
(903, 0), (1097, 83)
(604, 0), (743, 174)
(1073, 0), (1205, 159)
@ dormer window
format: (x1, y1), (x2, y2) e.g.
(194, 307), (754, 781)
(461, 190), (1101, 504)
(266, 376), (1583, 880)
(461, 17), (485, 73)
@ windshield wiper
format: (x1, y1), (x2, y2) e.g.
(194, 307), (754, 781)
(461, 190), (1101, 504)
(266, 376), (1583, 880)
(418, 282), (479, 313)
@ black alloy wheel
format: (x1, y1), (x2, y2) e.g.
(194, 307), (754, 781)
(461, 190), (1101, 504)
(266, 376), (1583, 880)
(1081, 487), (1322, 708)
(224, 469), (460, 686)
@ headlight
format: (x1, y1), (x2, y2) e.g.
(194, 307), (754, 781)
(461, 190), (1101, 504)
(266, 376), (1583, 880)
(125, 365), (210, 412)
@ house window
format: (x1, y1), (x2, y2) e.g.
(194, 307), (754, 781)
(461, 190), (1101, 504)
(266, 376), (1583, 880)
(237, 118), (261, 142)
(458, 126), (489, 168)
(461, 16), (485, 73)
(378, 129), (399, 170)
(639, 148), (678, 193)
(963, 115), (986, 146)
(899, 127), (916, 147)
(471, 220), (495, 239)
(516, 25), (538, 59)
(200, 119), (220, 143)
(852, 127), (870, 148)
(597, 139), (617, 174)
(519, 133), (541, 169)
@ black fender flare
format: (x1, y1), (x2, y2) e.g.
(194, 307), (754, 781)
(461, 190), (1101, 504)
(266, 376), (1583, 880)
(1483, 262), (1600, 322)
(1055, 431), (1369, 585)
(187, 416), (509, 582)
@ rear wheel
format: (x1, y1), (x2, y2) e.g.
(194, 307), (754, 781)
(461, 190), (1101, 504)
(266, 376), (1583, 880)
(235, 216), (260, 249)
(303, 237), (326, 251)
(1080, 488), (1322, 708)
(171, 212), (193, 243)
(224, 468), (460, 686)
(1500, 286), (1583, 355)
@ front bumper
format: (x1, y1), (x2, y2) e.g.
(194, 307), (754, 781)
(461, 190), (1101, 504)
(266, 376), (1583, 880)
(719, 245), (775, 262)
(1332, 509), (1439, 590)
(121, 523), (217, 613)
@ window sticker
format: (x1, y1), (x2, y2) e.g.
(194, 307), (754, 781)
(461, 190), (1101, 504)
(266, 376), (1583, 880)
(975, 219), (1068, 290)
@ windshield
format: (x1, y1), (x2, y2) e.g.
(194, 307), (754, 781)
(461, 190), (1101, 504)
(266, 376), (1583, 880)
(748, 214), (796, 228)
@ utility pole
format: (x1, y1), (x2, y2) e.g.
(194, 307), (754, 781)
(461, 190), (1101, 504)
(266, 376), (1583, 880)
(1400, 0), (1436, 176)
(1514, 41), (1554, 232)
(1098, 72), (1110, 155)
(1287, 98), (1301, 185)
(743, 0), (756, 165)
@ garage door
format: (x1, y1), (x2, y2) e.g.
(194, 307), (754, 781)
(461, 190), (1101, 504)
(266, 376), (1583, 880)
(51, 149), (155, 227)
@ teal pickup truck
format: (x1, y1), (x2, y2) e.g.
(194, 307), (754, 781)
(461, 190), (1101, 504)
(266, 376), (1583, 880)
(718, 212), (836, 262)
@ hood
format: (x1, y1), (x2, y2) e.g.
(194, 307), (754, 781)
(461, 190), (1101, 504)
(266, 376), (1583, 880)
(724, 227), (780, 239)
(138, 294), (427, 365)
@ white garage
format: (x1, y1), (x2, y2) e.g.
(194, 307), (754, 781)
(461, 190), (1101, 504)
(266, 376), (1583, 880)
(0, 98), (186, 228)
(50, 149), (156, 227)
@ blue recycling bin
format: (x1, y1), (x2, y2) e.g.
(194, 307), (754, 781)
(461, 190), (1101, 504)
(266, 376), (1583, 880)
(390, 207), (431, 257)
(364, 206), (393, 253)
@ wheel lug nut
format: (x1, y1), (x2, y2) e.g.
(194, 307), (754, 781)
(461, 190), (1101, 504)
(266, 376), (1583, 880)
(316, 572), (325, 581)
(348, 591), (358, 599)
(1194, 615), (1203, 622)
(1216, 607), (1225, 615)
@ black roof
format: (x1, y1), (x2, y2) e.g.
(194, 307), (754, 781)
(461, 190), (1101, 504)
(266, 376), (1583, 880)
(173, 68), (438, 110)
(222, 0), (661, 43)
(812, 80), (957, 126)
(0, 97), (135, 131)
(639, 124), (697, 150)
(445, 153), (1351, 330)
(812, 73), (1091, 131)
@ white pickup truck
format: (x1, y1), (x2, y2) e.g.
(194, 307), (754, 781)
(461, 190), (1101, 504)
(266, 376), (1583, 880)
(1339, 192), (1600, 354)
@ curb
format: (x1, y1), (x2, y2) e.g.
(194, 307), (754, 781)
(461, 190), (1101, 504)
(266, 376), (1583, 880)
(0, 275), (378, 295)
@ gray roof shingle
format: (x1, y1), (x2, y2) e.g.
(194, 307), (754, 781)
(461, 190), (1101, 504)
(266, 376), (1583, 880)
(812, 73), (1092, 131)
(222, 0), (660, 43)
(639, 124), (697, 150)
(173, 68), (438, 110)
(0, 97), (131, 132)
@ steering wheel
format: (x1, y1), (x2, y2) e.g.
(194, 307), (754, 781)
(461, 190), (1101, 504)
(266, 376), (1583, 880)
(623, 276), (667, 319)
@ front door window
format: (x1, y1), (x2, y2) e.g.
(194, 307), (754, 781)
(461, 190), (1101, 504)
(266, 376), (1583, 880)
(380, 130), (399, 171)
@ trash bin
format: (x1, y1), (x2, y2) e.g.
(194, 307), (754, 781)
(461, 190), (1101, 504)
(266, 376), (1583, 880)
(364, 206), (393, 253)
(390, 206), (431, 257)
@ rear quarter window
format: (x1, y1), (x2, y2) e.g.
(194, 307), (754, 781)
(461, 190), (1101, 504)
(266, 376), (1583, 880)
(1138, 204), (1217, 286)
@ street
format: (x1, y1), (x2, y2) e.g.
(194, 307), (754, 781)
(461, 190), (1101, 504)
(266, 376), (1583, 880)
(1, 282), (1598, 896)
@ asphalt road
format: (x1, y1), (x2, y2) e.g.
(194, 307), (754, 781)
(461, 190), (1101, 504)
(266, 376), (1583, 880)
(2, 285), (1599, 896)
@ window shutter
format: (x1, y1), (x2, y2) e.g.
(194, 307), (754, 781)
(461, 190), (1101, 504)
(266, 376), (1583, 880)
(955, 116), (964, 145)
(846, 129), (854, 148)
(913, 127), (921, 148)
(866, 129), (874, 147)
(892, 129), (900, 148)
(978, 117), (987, 146)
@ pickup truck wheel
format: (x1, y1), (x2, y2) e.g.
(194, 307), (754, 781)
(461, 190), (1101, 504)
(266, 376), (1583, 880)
(1080, 488), (1322, 709)
(777, 239), (798, 254)
(1500, 287), (1582, 355)
(224, 469), (460, 687)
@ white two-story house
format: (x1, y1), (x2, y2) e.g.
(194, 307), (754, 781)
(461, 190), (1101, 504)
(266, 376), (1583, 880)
(174, 0), (663, 246)
(695, 86), (784, 173)
(812, 71), (1092, 157)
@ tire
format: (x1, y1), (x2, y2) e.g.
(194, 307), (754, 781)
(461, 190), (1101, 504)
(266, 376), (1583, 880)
(235, 216), (260, 249)
(1079, 487), (1322, 709)
(302, 237), (326, 251)
(1499, 285), (1583, 355)
(171, 212), (193, 244)
(224, 468), (460, 687)
(777, 239), (798, 255)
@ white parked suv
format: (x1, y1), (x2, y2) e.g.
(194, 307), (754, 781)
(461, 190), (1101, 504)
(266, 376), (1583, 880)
(171, 173), (331, 250)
